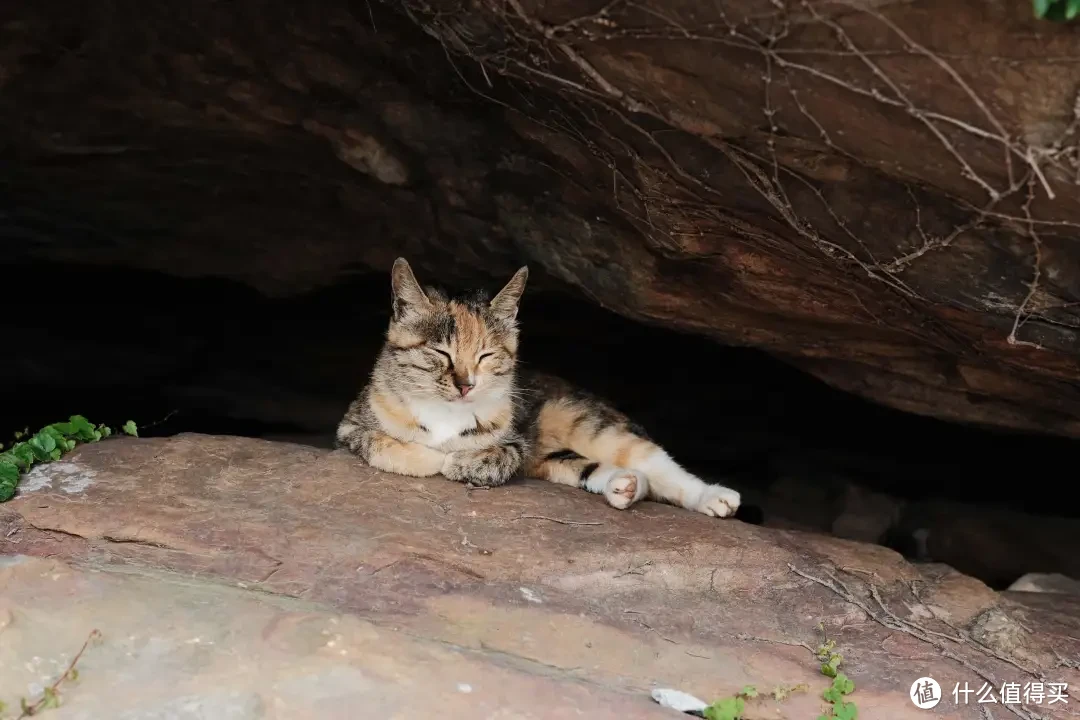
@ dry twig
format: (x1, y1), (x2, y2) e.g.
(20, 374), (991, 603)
(16, 628), (102, 718)
(516, 514), (603, 526)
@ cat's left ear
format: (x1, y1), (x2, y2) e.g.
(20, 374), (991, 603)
(490, 266), (529, 321)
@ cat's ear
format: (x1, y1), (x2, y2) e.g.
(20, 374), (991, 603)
(390, 258), (432, 320)
(490, 266), (529, 321)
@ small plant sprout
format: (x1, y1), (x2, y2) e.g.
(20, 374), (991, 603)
(2, 629), (102, 718)
(815, 624), (857, 719)
(0, 417), (138, 502)
(703, 686), (757, 720)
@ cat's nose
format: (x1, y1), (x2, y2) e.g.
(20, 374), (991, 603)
(456, 380), (474, 396)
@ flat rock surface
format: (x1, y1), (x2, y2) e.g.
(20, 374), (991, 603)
(0, 555), (666, 719)
(2, 434), (1079, 719)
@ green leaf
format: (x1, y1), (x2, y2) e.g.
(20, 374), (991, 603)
(821, 651), (843, 677)
(27, 437), (52, 462)
(1067, 0), (1080, 19)
(10, 445), (35, 468)
(34, 431), (57, 454)
(122, 420), (138, 438)
(824, 687), (842, 703)
(48, 421), (75, 437)
(833, 673), (855, 695)
(703, 696), (745, 720)
(833, 700), (858, 720)
(41, 685), (60, 709)
(1034, 0), (1053, 16)
(739, 685), (758, 699)
(0, 461), (20, 502)
(98, 425), (111, 439)
(69, 415), (97, 442)
(41, 425), (65, 443)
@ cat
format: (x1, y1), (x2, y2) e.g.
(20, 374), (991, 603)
(334, 258), (742, 518)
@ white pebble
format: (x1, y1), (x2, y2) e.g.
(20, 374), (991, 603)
(519, 587), (542, 604)
(651, 688), (708, 713)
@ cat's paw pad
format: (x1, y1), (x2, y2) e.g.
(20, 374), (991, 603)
(604, 470), (648, 510)
(694, 485), (741, 518)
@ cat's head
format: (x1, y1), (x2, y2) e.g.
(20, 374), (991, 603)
(380, 258), (528, 403)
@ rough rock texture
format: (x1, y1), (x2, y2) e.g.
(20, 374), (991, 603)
(0, 555), (668, 719)
(1, 434), (1079, 718)
(4, 0), (1080, 436)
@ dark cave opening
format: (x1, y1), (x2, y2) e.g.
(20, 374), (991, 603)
(3, 260), (1080, 591)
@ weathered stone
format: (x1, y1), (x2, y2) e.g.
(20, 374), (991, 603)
(1010, 572), (1080, 595)
(968, 607), (1033, 661)
(0, 555), (665, 719)
(1, 434), (1078, 718)
(5, 1), (1080, 436)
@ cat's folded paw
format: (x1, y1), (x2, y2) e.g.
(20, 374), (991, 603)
(693, 484), (741, 518)
(604, 469), (648, 510)
(440, 447), (519, 487)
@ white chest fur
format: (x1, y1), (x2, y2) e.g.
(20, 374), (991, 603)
(409, 394), (502, 447)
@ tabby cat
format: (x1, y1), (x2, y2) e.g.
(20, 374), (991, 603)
(335, 259), (741, 518)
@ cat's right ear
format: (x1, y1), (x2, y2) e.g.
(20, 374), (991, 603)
(390, 258), (432, 321)
(490, 265), (529, 321)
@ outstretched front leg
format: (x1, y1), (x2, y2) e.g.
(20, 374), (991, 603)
(526, 448), (649, 510)
(442, 437), (525, 487)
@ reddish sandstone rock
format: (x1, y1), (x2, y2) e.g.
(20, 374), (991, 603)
(1, 434), (1077, 718)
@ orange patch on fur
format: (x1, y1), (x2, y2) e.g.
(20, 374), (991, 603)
(535, 400), (584, 453)
(474, 405), (510, 435)
(387, 325), (424, 348)
(449, 303), (483, 351)
(372, 390), (421, 431)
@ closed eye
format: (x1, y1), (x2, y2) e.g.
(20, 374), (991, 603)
(478, 352), (494, 362)
(432, 348), (454, 369)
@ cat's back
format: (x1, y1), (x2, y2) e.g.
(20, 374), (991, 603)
(516, 369), (574, 401)
(514, 369), (635, 429)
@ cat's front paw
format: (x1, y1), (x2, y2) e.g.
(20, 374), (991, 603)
(440, 451), (480, 484)
(440, 445), (522, 487)
(604, 469), (648, 510)
(693, 484), (741, 518)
